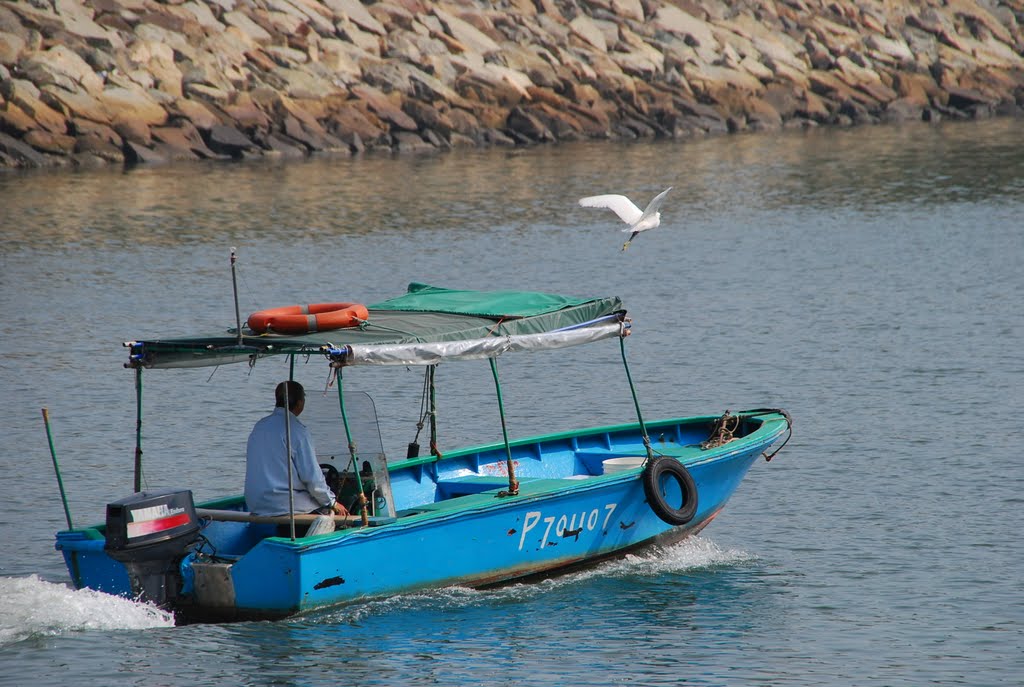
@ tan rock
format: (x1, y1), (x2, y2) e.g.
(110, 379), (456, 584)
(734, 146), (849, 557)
(402, 98), (454, 135)
(113, 117), (152, 145)
(944, 0), (1014, 45)
(74, 132), (124, 162)
(5, 80), (69, 133)
(182, 1), (225, 33)
(351, 83), (417, 130)
(0, 101), (37, 134)
(224, 10), (273, 44)
(651, 6), (718, 51)
(222, 98), (271, 133)
(865, 34), (914, 64)
(25, 128), (77, 154)
(611, 47), (662, 78)
(322, 0), (386, 35)
(808, 69), (872, 107)
(446, 106), (480, 136)
(808, 15), (861, 56)
(335, 17), (383, 56)
(326, 101), (388, 143)
(168, 97), (221, 130)
(53, 0), (124, 50)
(0, 31), (25, 65)
(317, 38), (366, 82)
(569, 14), (607, 52)
(135, 23), (199, 62)
(42, 84), (113, 124)
(21, 45), (105, 96)
(153, 121), (218, 158)
(433, 8), (500, 55)
(892, 72), (939, 106)
(70, 118), (120, 145)
(100, 86), (168, 126)
(272, 66), (344, 100)
(367, 3), (416, 32)
(185, 82), (231, 102)
(271, 0), (335, 37)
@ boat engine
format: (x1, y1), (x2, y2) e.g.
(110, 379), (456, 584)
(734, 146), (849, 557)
(104, 489), (200, 608)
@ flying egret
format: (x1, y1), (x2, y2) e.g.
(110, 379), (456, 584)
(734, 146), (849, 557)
(578, 187), (672, 250)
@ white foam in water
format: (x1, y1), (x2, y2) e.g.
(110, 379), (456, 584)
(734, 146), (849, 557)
(315, 536), (753, 623)
(0, 575), (174, 644)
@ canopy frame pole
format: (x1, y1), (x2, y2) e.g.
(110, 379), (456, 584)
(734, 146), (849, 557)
(489, 357), (519, 496)
(134, 366), (144, 491)
(230, 248), (243, 346)
(283, 378), (296, 540)
(429, 365), (439, 458)
(336, 368), (370, 526)
(619, 334), (654, 462)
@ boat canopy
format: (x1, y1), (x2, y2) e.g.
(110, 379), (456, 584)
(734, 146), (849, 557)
(127, 283), (627, 369)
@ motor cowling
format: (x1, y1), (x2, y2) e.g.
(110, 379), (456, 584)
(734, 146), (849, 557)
(104, 489), (200, 608)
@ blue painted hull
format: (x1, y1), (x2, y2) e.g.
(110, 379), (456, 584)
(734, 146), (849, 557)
(55, 411), (789, 622)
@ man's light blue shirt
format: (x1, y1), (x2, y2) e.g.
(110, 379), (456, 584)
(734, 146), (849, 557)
(244, 407), (335, 516)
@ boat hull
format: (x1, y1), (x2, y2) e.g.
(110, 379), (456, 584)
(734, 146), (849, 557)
(55, 411), (789, 623)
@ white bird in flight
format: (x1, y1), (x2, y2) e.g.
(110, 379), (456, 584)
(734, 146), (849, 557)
(578, 187), (672, 250)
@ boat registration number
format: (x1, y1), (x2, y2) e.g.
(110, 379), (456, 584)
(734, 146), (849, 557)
(517, 503), (617, 551)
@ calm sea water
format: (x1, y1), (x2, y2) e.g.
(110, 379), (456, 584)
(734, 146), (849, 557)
(1, 119), (1022, 686)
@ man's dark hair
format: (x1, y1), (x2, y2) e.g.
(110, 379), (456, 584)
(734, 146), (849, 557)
(274, 381), (305, 411)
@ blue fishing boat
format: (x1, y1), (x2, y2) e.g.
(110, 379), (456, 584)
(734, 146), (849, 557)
(53, 283), (791, 623)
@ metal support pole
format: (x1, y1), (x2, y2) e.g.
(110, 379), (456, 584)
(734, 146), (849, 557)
(284, 379), (296, 540)
(489, 357), (518, 496)
(619, 335), (654, 461)
(230, 247), (243, 346)
(336, 369), (369, 526)
(42, 408), (74, 530)
(134, 365), (144, 491)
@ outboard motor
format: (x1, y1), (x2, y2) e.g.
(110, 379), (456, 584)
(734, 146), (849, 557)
(104, 489), (200, 608)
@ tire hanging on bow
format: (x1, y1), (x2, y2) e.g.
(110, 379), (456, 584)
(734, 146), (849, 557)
(642, 456), (698, 526)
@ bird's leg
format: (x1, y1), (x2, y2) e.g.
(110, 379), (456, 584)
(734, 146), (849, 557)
(621, 231), (639, 250)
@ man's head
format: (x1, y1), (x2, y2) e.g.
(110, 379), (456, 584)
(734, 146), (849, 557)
(274, 380), (305, 415)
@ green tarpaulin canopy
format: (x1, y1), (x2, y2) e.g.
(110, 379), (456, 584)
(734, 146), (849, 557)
(128, 284), (626, 369)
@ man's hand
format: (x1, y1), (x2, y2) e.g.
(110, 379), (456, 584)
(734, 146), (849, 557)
(332, 501), (349, 516)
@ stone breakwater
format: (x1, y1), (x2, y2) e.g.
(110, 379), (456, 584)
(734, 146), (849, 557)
(1, 0), (1022, 169)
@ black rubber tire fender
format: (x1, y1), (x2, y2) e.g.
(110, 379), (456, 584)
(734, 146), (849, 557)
(642, 456), (698, 526)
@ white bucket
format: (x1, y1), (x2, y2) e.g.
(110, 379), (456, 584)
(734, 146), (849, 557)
(602, 456), (646, 474)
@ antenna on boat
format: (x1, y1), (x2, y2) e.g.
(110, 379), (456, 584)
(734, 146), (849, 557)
(230, 247), (243, 346)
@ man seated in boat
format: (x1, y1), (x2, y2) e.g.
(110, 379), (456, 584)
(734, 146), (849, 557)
(245, 381), (348, 535)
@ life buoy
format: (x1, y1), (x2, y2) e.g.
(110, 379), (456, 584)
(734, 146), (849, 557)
(642, 456), (698, 526)
(247, 302), (368, 335)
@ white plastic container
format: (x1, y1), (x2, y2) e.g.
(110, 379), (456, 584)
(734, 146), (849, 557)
(601, 456), (646, 474)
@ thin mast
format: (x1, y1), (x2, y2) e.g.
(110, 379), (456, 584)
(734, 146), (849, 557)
(230, 247), (243, 345)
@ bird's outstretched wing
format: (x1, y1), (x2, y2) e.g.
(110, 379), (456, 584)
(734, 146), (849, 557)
(578, 194), (643, 225)
(641, 187), (672, 219)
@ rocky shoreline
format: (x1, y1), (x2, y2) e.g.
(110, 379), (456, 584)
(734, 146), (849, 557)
(1, 0), (1022, 169)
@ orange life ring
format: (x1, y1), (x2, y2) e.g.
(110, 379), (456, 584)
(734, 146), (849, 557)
(247, 302), (369, 334)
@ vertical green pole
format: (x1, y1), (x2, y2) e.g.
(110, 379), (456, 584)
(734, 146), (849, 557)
(335, 369), (369, 525)
(134, 365), (143, 492)
(619, 336), (653, 461)
(488, 357), (518, 496)
(41, 408), (74, 530)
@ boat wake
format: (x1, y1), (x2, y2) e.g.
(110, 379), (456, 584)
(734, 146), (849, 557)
(0, 575), (174, 645)
(315, 536), (753, 624)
